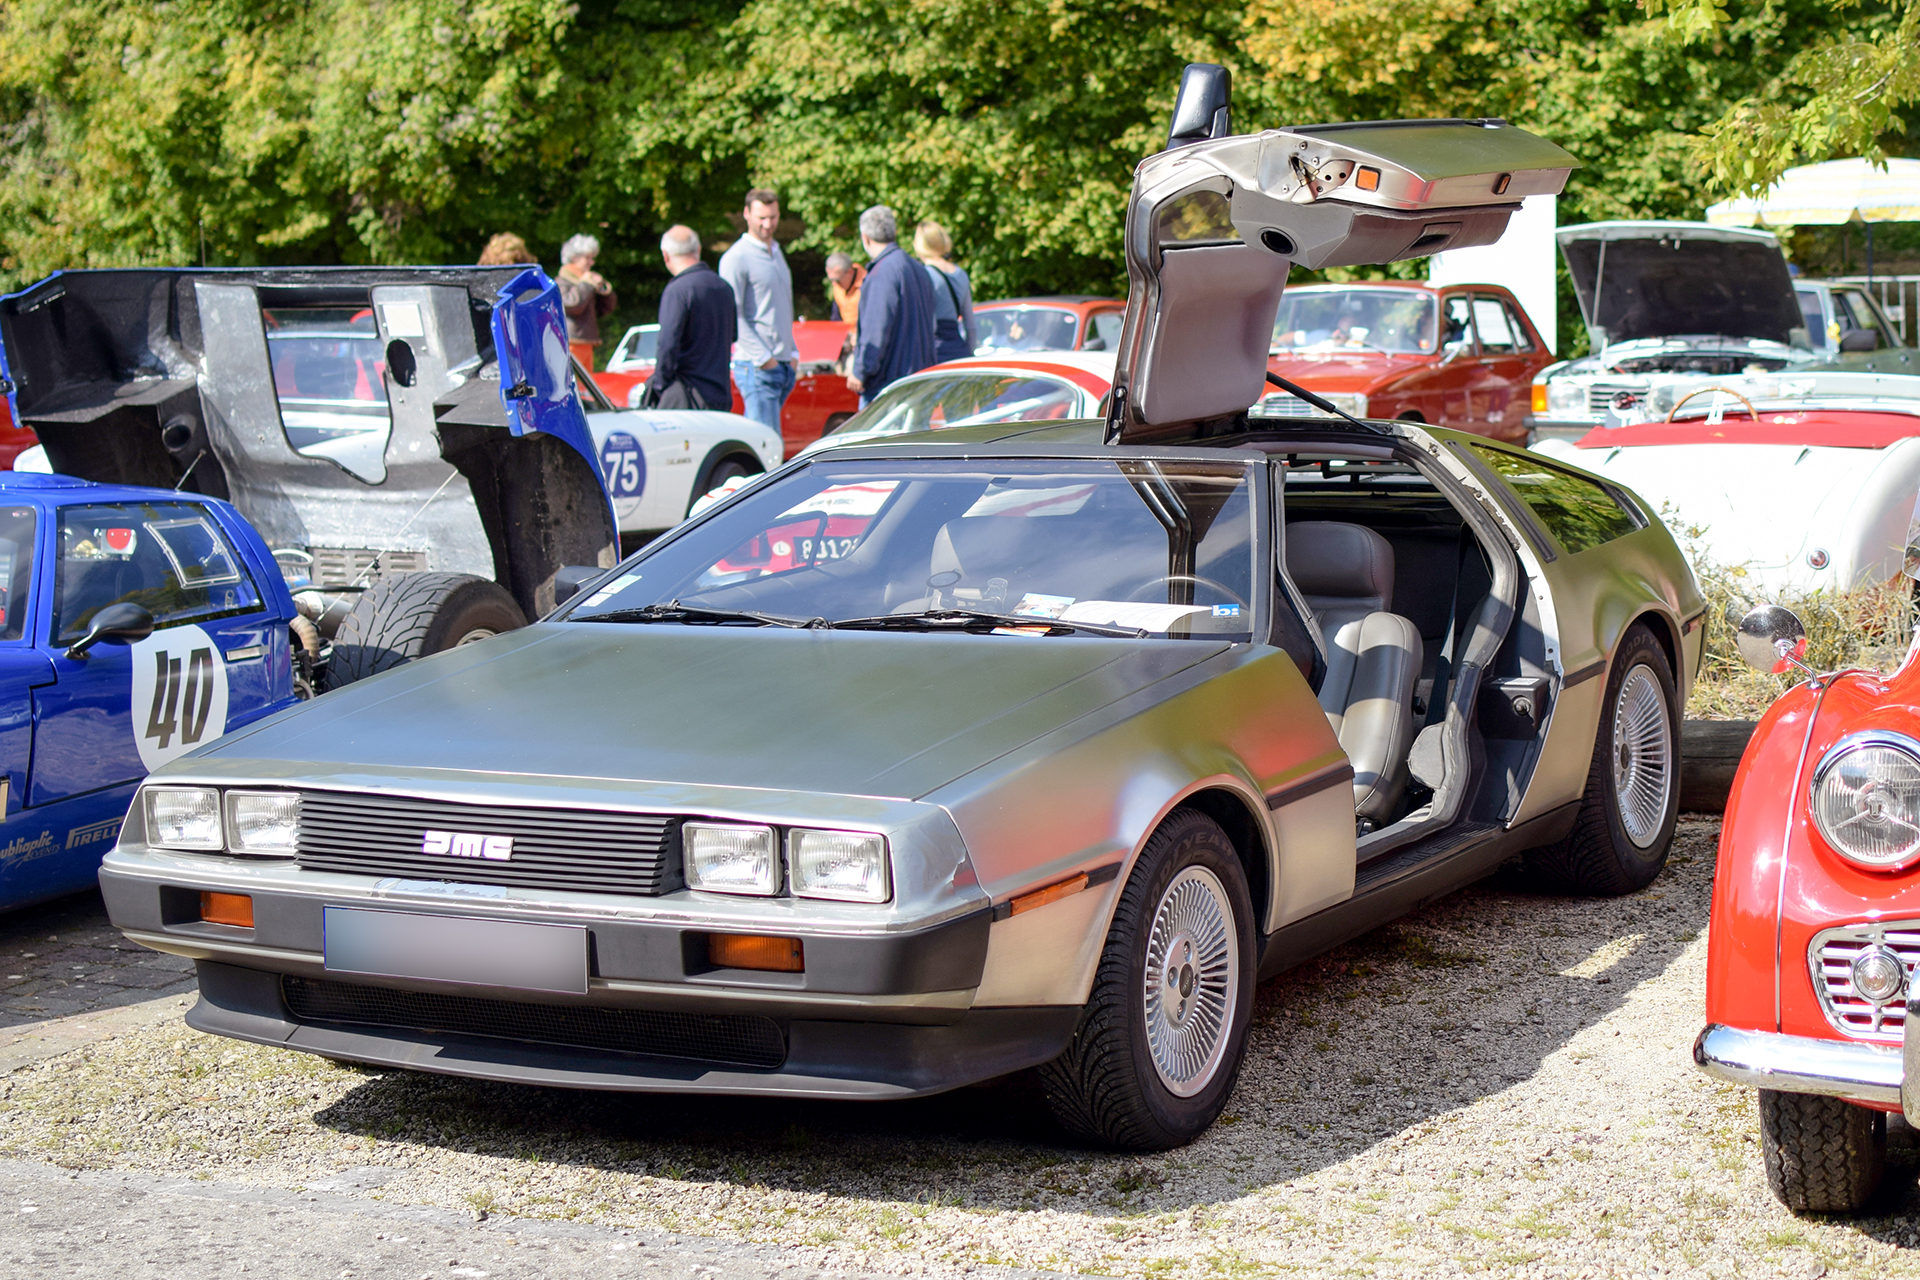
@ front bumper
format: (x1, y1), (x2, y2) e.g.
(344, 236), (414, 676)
(1693, 1022), (1902, 1106)
(1524, 416), (1599, 444)
(99, 855), (1074, 1099)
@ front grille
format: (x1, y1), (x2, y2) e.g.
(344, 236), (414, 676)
(1249, 392), (1319, 419)
(1810, 921), (1920, 1042)
(295, 792), (681, 896)
(1587, 383), (1643, 419)
(282, 975), (786, 1069)
(310, 546), (428, 587)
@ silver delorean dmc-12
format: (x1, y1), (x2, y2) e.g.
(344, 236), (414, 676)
(101, 68), (1703, 1149)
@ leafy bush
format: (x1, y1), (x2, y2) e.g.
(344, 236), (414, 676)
(1686, 549), (1917, 721)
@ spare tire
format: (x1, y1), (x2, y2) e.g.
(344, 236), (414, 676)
(326, 572), (527, 689)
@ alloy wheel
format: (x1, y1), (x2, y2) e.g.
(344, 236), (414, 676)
(1611, 662), (1673, 848)
(1142, 866), (1239, 1096)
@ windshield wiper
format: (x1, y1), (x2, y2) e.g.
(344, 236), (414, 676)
(1263, 371), (1387, 434)
(826, 608), (1149, 638)
(584, 601), (825, 629)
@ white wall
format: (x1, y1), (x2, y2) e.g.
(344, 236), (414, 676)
(1426, 194), (1558, 354)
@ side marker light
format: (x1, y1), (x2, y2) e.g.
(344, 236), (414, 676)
(200, 892), (254, 928)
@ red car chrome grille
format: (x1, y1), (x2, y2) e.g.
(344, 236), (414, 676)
(1809, 922), (1920, 1043)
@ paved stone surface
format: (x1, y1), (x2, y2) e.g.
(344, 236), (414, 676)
(0, 891), (194, 1072)
(0, 1159), (1066, 1279)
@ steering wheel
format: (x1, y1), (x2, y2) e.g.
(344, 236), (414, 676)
(1663, 386), (1760, 424)
(1124, 573), (1249, 612)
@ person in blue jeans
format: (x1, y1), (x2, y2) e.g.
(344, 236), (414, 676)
(718, 188), (798, 433)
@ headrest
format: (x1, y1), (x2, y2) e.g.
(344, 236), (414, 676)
(1285, 521), (1394, 610)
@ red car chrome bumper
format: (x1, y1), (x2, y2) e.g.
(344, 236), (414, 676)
(1694, 1022), (1901, 1107)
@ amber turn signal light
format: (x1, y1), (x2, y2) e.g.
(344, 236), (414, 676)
(1530, 384), (1549, 415)
(707, 932), (804, 972)
(1007, 872), (1091, 918)
(200, 891), (254, 928)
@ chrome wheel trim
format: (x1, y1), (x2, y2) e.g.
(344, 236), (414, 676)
(1142, 865), (1239, 1097)
(1611, 662), (1673, 849)
(452, 627), (498, 647)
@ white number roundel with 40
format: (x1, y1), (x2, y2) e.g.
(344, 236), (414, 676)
(130, 624), (230, 771)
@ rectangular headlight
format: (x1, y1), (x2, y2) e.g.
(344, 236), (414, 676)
(789, 829), (890, 903)
(684, 823), (779, 895)
(145, 787), (223, 851)
(226, 791), (299, 856)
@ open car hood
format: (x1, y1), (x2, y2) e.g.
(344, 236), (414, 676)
(1108, 68), (1575, 443)
(1555, 221), (1803, 349)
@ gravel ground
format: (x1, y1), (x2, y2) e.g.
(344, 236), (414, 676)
(5, 817), (1919, 1278)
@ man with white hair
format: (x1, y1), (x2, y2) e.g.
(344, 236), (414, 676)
(846, 205), (935, 406)
(646, 224), (735, 412)
(557, 233), (617, 369)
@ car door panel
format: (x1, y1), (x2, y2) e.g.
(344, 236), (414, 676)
(1433, 294), (1480, 427)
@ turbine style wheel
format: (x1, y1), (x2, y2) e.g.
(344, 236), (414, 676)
(1039, 808), (1255, 1150)
(1523, 623), (1681, 895)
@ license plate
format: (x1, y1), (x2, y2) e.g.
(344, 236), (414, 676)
(322, 907), (588, 995)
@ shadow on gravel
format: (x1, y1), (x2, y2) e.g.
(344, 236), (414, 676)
(310, 819), (1722, 1215)
(0, 888), (193, 1027)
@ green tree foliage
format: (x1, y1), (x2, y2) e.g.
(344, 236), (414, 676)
(0, 0), (1901, 311)
(1645, 0), (1918, 195)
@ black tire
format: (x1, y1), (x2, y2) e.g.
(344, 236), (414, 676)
(1037, 809), (1256, 1150)
(326, 573), (527, 689)
(686, 446), (764, 516)
(1759, 1089), (1886, 1214)
(1523, 623), (1680, 895)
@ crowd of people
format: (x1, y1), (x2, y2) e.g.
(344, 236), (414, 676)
(482, 192), (978, 431)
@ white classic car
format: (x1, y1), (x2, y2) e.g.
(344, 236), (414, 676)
(1532, 370), (1920, 591)
(572, 365), (784, 548)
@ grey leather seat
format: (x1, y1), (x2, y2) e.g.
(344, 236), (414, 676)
(1284, 521), (1423, 823)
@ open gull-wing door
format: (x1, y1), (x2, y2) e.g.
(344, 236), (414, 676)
(1107, 65), (1578, 443)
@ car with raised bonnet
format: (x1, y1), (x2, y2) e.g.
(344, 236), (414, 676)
(99, 68), (1701, 1149)
(0, 266), (621, 692)
(1532, 370), (1920, 593)
(1255, 280), (1553, 442)
(1527, 222), (1825, 441)
(1696, 600), (1920, 1212)
(0, 472), (299, 911)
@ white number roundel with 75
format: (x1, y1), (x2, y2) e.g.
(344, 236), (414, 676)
(130, 624), (230, 771)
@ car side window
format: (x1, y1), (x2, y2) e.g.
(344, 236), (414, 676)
(1502, 299), (1537, 352)
(1441, 295), (1475, 354)
(52, 503), (263, 642)
(0, 505), (34, 643)
(1467, 446), (1641, 554)
(1797, 287), (1829, 343)
(1471, 297), (1517, 354)
(1085, 311), (1125, 353)
(1836, 289), (1896, 348)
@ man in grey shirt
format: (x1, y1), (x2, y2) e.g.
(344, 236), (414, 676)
(718, 188), (799, 432)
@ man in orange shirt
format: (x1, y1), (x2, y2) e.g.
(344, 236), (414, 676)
(826, 252), (865, 368)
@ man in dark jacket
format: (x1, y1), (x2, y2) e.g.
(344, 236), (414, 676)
(648, 225), (735, 411)
(846, 206), (935, 406)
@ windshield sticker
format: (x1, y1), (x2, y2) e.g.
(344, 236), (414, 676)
(1013, 593), (1075, 619)
(778, 482), (899, 519)
(1061, 601), (1213, 632)
(583, 572), (640, 608)
(1212, 603), (1242, 617)
(102, 528), (137, 556)
(963, 483), (1096, 518)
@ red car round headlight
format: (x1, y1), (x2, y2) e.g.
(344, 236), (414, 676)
(1811, 731), (1920, 870)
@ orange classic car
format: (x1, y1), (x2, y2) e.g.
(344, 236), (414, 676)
(1251, 281), (1555, 443)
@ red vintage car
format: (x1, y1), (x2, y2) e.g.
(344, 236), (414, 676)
(1253, 281), (1555, 443)
(592, 318), (858, 460)
(1697, 600), (1920, 1212)
(972, 296), (1126, 355)
(0, 399), (35, 469)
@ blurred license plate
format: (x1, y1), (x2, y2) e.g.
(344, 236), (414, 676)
(322, 907), (588, 994)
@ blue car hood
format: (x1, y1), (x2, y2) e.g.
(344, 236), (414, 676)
(205, 624), (1229, 800)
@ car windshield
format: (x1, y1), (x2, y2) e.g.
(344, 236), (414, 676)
(974, 307), (1081, 353)
(823, 372), (1084, 443)
(263, 306), (392, 484)
(1273, 288), (1438, 354)
(568, 458), (1258, 640)
(614, 327), (658, 365)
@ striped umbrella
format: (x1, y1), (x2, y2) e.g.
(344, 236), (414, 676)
(1705, 157), (1920, 227)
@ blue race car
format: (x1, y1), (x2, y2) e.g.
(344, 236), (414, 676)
(0, 473), (299, 910)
